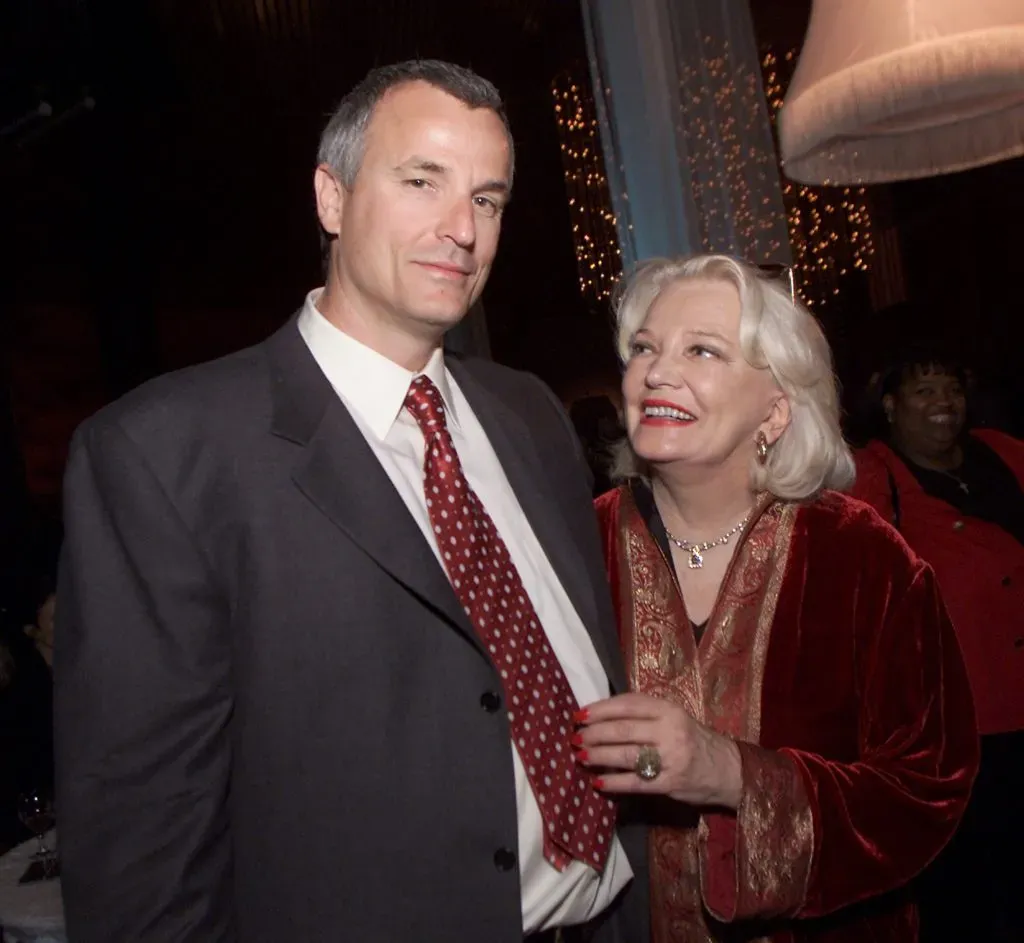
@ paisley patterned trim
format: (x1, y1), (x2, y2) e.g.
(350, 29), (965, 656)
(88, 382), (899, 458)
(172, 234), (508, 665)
(615, 488), (806, 941)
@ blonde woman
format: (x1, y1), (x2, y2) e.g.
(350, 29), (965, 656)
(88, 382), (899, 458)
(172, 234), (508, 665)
(575, 254), (978, 943)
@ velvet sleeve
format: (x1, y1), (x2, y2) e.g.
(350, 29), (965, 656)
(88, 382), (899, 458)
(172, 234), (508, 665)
(699, 561), (979, 922)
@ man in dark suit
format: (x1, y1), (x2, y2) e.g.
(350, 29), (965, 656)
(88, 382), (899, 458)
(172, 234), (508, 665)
(55, 60), (648, 942)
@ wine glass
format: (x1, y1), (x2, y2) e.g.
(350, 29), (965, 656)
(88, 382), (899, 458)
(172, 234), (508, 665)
(17, 789), (55, 861)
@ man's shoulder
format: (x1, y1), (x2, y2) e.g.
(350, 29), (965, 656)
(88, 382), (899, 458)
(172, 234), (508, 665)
(451, 353), (546, 393)
(450, 354), (562, 420)
(80, 324), (290, 451)
(451, 355), (579, 455)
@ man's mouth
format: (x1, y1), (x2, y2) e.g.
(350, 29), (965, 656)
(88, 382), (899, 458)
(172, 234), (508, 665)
(417, 261), (472, 279)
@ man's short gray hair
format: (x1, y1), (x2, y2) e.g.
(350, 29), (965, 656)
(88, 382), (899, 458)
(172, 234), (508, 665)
(611, 253), (856, 501)
(317, 59), (515, 187)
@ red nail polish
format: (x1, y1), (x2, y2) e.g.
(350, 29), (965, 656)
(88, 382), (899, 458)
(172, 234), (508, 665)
(571, 733), (583, 747)
(594, 777), (605, 790)
(573, 708), (589, 724)
(575, 749), (589, 763)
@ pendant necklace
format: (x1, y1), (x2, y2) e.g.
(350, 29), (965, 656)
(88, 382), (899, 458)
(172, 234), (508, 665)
(663, 513), (751, 569)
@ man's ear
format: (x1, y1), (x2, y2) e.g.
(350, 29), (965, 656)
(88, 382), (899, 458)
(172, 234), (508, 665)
(313, 164), (345, 237)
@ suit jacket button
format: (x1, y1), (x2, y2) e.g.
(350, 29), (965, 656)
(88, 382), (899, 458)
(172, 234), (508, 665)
(480, 691), (502, 713)
(1002, 575), (1012, 587)
(1014, 638), (1024, 650)
(952, 520), (965, 531)
(493, 848), (517, 872)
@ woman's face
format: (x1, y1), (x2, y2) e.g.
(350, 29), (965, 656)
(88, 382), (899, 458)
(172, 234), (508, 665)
(885, 367), (966, 456)
(621, 278), (788, 476)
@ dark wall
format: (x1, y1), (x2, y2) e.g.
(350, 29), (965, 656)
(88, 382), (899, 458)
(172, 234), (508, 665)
(4, 0), (613, 502)
(5, 0), (1023, 507)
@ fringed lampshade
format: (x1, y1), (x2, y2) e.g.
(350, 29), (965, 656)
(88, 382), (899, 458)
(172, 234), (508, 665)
(778, 0), (1024, 184)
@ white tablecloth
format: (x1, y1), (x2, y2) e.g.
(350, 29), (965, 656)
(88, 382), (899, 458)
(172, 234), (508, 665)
(0, 833), (65, 943)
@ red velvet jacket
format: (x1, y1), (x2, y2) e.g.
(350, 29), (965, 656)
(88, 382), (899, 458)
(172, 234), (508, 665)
(595, 487), (978, 943)
(851, 430), (1024, 734)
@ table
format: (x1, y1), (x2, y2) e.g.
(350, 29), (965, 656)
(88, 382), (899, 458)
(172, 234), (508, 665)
(0, 834), (65, 943)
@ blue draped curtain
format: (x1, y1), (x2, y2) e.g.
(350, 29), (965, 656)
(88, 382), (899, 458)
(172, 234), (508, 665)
(581, 0), (792, 270)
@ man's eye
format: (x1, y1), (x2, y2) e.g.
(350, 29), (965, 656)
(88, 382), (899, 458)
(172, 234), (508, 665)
(474, 196), (500, 217)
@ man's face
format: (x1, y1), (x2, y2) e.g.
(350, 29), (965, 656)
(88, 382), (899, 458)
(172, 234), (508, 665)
(316, 81), (512, 345)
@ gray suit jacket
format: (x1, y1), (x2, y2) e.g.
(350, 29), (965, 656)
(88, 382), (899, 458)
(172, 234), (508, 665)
(54, 318), (649, 942)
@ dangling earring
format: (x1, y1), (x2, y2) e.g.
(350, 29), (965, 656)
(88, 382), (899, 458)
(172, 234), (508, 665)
(755, 431), (769, 465)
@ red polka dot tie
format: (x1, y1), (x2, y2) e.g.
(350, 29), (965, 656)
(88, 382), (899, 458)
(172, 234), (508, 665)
(405, 376), (615, 872)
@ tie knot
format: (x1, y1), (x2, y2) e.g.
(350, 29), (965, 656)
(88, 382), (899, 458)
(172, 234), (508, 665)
(405, 375), (448, 435)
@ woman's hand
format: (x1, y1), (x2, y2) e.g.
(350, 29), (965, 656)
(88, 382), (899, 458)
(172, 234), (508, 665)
(575, 692), (743, 809)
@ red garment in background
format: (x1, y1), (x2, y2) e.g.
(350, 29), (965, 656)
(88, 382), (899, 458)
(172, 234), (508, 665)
(851, 430), (1024, 735)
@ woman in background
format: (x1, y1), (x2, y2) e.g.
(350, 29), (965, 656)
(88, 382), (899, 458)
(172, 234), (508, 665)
(852, 349), (1024, 943)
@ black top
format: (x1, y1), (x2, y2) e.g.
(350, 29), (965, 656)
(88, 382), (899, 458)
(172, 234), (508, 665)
(630, 480), (709, 644)
(897, 437), (1024, 547)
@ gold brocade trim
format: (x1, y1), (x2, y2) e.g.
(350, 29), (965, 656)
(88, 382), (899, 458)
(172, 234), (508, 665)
(617, 488), (796, 943)
(726, 743), (815, 921)
(738, 501), (794, 742)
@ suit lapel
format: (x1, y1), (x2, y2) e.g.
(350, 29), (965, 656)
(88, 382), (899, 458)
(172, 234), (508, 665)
(265, 320), (479, 650)
(265, 319), (623, 687)
(449, 360), (626, 691)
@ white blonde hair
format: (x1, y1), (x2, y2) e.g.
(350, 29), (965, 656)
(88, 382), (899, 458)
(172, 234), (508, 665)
(611, 254), (855, 500)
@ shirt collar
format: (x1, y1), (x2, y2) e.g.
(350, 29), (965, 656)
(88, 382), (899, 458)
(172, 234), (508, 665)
(297, 288), (459, 440)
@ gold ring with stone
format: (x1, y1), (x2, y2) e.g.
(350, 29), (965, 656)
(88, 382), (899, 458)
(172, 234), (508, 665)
(634, 744), (662, 781)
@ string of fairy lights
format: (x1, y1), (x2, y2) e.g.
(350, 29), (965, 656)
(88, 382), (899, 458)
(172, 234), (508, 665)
(550, 45), (875, 310)
(677, 35), (788, 263)
(550, 72), (623, 303)
(762, 48), (875, 308)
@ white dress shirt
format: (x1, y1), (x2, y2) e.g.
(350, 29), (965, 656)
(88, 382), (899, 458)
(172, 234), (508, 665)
(298, 291), (631, 933)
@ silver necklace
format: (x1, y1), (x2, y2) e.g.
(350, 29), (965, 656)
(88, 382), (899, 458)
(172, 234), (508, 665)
(663, 513), (751, 570)
(941, 469), (969, 494)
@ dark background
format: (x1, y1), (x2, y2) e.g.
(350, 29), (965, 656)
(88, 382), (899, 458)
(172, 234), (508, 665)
(3, 0), (1023, 518)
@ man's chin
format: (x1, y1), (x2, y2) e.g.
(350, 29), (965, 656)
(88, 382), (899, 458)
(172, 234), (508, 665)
(412, 303), (472, 331)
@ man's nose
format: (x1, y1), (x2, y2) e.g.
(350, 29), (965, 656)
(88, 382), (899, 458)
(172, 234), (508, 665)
(439, 196), (476, 249)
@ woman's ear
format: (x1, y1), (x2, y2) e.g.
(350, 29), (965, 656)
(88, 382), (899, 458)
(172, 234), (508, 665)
(763, 393), (791, 445)
(882, 393), (895, 424)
